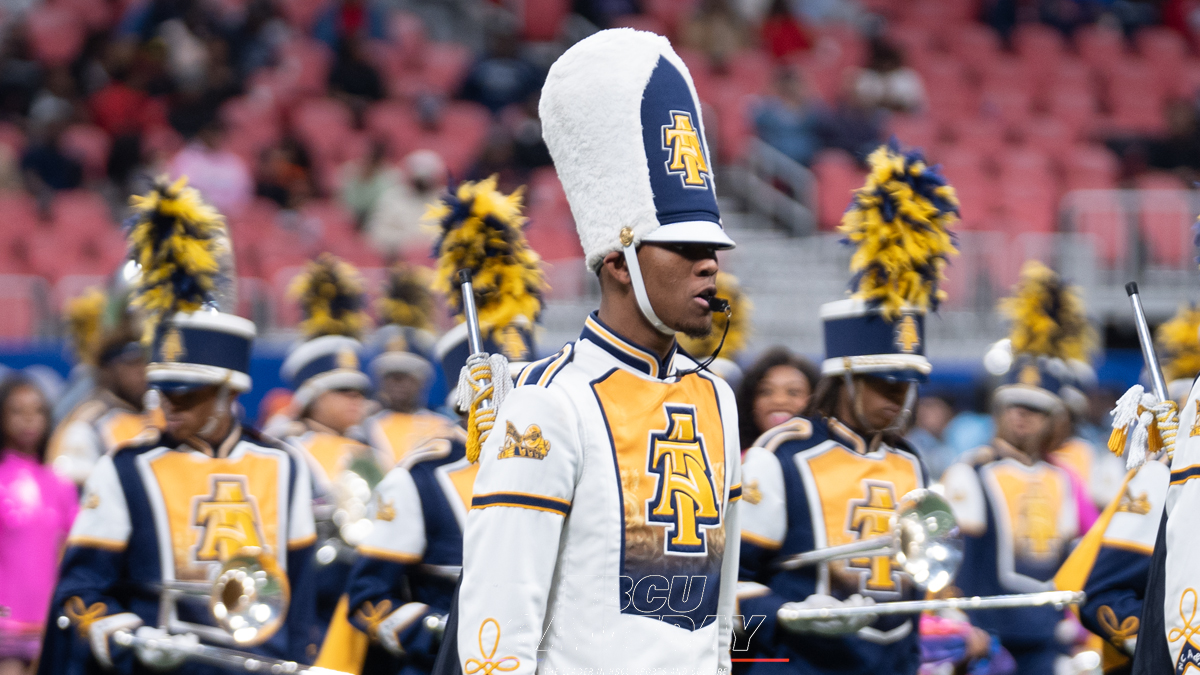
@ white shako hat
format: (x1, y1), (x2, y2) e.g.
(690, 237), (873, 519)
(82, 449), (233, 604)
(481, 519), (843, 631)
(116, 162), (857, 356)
(540, 28), (735, 335)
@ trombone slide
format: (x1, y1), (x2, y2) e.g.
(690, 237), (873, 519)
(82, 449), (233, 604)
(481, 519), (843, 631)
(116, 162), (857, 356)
(776, 535), (893, 570)
(778, 591), (1085, 621)
(112, 629), (349, 674)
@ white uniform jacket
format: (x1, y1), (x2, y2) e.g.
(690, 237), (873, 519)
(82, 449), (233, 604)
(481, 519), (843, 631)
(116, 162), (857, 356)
(457, 312), (743, 675)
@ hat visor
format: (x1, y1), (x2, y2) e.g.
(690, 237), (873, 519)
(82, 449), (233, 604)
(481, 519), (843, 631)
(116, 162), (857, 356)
(641, 221), (735, 249)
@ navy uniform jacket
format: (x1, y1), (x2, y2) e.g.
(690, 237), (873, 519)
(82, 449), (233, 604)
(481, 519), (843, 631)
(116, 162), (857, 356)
(37, 426), (318, 675)
(942, 442), (1080, 651)
(1075, 461), (1169, 671)
(316, 428), (472, 675)
(738, 416), (927, 675)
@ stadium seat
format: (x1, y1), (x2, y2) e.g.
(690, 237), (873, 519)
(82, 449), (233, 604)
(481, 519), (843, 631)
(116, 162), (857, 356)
(0, 121), (26, 156)
(1075, 24), (1127, 74)
(982, 85), (1034, 126)
(60, 125), (112, 182)
(643, 0), (698, 37)
(53, 275), (108, 312)
(611, 15), (667, 35)
(1065, 190), (1126, 267)
(292, 97), (355, 164)
(996, 147), (1055, 186)
(50, 190), (114, 239)
(1063, 144), (1119, 191)
(945, 24), (1002, 73)
(950, 117), (1007, 157)
(1044, 83), (1099, 136)
(1014, 23), (1066, 63)
(276, 0), (330, 31)
(519, 0), (568, 41)
(1136, 27), (1187, 90)
(932, 146), (998, 222)
(0, 275), (45, 338)
(1018, 116), (1074, 161)
(1172, 59), (1200, 100)
(1137, 188), (1193, 268)
(998, 178), (1058, 234)
(27, 5), (85, 67)
(811, 150), (866, 230)
(886, 114), (940, 151)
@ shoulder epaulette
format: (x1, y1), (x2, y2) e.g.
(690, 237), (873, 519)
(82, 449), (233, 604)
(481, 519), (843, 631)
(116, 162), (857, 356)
(401, 435), (462, 470)
(960, 445), (997, 467)
(752, 417), (815, 454)
(243, 426), (292, 452)
(516, 343), (575, 388)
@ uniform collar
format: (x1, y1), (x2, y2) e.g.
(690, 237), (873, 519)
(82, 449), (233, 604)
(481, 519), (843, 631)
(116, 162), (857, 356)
(825, 416), (868, 454)
(179, 422), (243, 458)
(581, 311), (678, 379)
(991, 438), (1037, 466)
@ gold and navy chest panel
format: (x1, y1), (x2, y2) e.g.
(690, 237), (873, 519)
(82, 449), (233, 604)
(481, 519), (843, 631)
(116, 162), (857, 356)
(591, 369), (729, 628)
(139, 446), (286, 582)
(376, 413), (453, 466)
(795, 439), (922, 597)
(984, 460), (1071, 563)
(592, 369), (727, 562)
(302, 432), (369, 484)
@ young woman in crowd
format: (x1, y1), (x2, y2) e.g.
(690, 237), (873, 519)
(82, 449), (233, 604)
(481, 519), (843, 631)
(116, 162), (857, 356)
(736, 346), (821, 451)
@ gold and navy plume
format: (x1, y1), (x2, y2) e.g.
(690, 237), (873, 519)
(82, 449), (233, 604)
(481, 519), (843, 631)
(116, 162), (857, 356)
(428, 176), (545, 338)
(290, 253), (370, 339)
(65, 287), (106, 365)
(379, 263), (434, 331)
(1157, 304), (1200, 383)
(999, 260), (1096, 361)
(127, 176), (231, 344)
(841, 142), (960, 319)
(677, 272), (751, 358)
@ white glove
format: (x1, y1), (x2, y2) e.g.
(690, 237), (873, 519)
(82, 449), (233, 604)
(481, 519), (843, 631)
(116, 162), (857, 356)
(777, 594), (878, 637)
(376, 602), (429, 657)
(87, 612), (143, 669)
(131, 626), (197, 671)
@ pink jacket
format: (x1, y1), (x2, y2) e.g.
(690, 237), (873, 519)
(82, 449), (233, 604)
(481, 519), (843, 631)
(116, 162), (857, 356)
(0, 451), (77, 627)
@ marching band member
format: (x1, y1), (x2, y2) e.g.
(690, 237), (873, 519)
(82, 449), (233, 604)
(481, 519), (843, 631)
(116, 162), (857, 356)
(314, 179), (541, 675)
(1055, 304), (1197, 675)
(37, 178), (318, 674)
(454, 28), (742, 675)
(737, 142), (960, 675)
(677, 271), (751, 388)
(942, 262), (1089, 675)
(49, 285), (158, 485)
(275, 253), (379, 634)
(365, 263), (453, 467)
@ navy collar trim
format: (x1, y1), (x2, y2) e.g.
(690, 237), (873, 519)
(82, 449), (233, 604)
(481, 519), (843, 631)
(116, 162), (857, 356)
(580, 312), (677, 379)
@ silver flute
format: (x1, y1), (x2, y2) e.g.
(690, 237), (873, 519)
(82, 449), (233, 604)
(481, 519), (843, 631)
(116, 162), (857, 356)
(778, 590), (1085, 620)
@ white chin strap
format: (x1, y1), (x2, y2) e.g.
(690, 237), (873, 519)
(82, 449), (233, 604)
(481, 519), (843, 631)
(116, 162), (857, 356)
(623, 241), (675, 337)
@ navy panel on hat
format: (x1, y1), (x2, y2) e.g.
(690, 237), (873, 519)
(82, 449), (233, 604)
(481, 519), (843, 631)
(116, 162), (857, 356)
(821, 300), (930, 382)
(437, 322), (536, 391)
(640, 56), (721, 229)
(151, 325), (252, 375)
(292, 351), (363, 390)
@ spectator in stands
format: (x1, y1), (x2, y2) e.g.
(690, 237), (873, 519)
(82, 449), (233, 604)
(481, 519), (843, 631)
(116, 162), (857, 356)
(255, 136), (316, 210)
(760, 0), (812, 61)
(735, 347), (821, 451)
(753, 67), (829, 166)
(168, 118), (253, 217)
(27, 68), (76, 132)
(1145, 99), (1200, 177)
(824, 81), (886, 162)
(907, 395), (958, 480)
(20, 122), (83, 198)
(503, 92), (552, 173)
(853, 37), (926, 114)
(329, 35), (384, 112)
(88, 66), (155, 138)
(0, 26), (41, 120)
(680, 0), (753, 67)
(459, 24), (543, 114)
(365, 149), (446, 256)
(339, 139), (402, 229)
(0, 375), (77, 675)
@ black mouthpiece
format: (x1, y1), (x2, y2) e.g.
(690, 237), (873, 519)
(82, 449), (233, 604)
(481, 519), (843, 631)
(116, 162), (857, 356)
(457, 269), (472, 286)
(709, 297), (730, 313)
(1126, 281), (1139, 297)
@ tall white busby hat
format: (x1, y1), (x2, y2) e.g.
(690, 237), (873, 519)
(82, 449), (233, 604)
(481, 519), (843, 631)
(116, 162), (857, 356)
(540, 28), (735, 335)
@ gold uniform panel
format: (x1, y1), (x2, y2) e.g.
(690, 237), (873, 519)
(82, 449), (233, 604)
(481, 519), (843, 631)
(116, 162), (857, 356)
(446, 461), (479, 512)
(989, 462), (1070, 561)
(148, 451), (282, 581)
(376, 413), (453, 466)
(592, 370), (727, 565)
(304, 432), (370, 484)
(803, 444), (920, 595)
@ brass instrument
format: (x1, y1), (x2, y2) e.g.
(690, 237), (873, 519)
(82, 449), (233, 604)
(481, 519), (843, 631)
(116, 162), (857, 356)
(776, 489), (1087, 616)
(104, 548), (348, 674)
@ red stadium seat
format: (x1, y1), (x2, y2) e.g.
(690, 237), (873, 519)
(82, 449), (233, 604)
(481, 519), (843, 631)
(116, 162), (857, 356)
(886, 114), (940, 151)
(1014, 23), (1066, 63)
(519, 0), (568, 41)
(998, 178), (1058, 233)
(950, 117), (1007, 157)
(0, 275), (45, 338)
(812, 150), (866, 230)
(51, 190), (114, 239)
(1063, 144), (1119, 191)
(1136, 27), (1187, 91)
(1018, 116), (1075, 160)
(1065, 190), (1126, 267)
(292, 97), (354, 162)
(931, 146), (998, 222)
(53, 275), (108, 312)
(1137, 188), (1193, 268)
(1135, 172), (1187, 190)
(1075, 24), (1127, 73)
(996, 147), (1055, 186)
(644, 0), (699, 37)
(611, 15), (668, 35)
(981, 85), (1034, 125)
(60, 125), (112, 182)
(945, 24), (1002, 73)
(1044, 84), (1099, 135)
(27, 5), (85, 67)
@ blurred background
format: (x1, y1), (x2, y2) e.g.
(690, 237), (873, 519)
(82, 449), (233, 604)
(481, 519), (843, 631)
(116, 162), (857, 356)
(0, 0), (1192, 415)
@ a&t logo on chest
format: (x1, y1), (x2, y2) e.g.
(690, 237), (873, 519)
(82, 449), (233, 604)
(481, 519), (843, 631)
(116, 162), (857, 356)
(193, 476), (266, 562)
(646, 405), (720, 554)
(847, 483), (899, 592)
